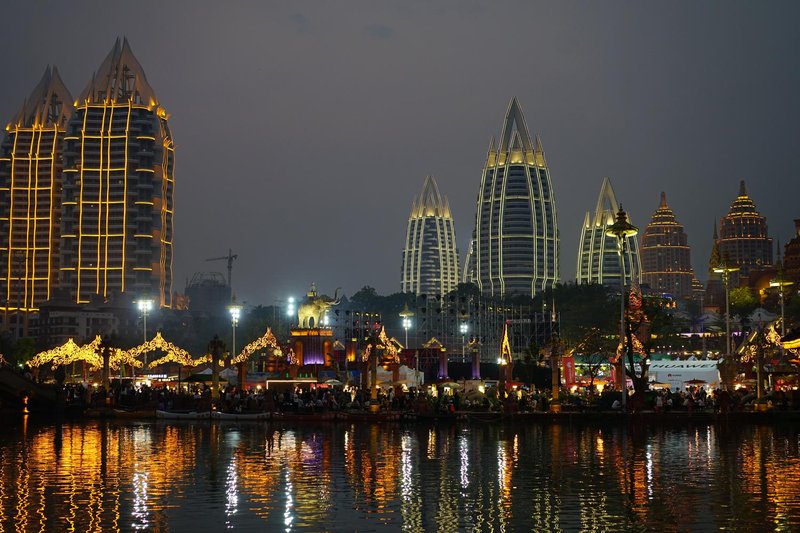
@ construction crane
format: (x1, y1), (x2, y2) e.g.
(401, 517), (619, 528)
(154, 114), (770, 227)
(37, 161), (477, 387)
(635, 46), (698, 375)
(206, 249), (238, 291)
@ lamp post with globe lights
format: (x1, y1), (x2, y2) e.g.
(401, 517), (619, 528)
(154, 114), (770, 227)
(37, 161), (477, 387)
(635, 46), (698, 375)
(605, 206), (638, 413)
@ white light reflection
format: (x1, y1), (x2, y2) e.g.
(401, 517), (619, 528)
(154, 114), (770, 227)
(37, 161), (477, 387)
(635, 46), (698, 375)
(284, 467), (294, 531)
(459, 435), (469, 490)
(645, 447), (654, 498)
(131, 467), (149, 530)
(401, 434), (413, 498)
(225, 456), (238, 528)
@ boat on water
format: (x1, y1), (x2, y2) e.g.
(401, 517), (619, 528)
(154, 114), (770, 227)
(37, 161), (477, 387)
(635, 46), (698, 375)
(113, 409), (155, 419)
(156, 410), (212, 420)
(271, 411), (338, 422)
(213, 411), (270, 421)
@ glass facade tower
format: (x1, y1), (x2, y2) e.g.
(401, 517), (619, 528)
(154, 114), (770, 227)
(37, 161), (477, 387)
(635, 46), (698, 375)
(401, 176), (459, 295)
(576, 178), (640, 287)
(60, 38), (175, 307)
(464, 98), (558, 298)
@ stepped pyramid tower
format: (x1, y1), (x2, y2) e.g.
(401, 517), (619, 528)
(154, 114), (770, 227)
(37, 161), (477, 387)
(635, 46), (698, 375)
(717, 180), (772, 283)
(401, 176), (459, 295)
(576, 177), (640, 287)
(463, 97), (558, 297)
(60, 38), (175, 307)
(0, 67), (73, 334)
(640, 192), (694, 298)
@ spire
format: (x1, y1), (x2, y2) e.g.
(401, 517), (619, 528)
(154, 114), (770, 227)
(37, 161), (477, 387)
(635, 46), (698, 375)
(498, 97), (534, 153)
(533, 134), (547, 166)
(11, 65), (73, 128)
(709, 221), (720, 269)
(79, 37), (158, 105)
(411, 175), (452, 220)
(739, 180), (747, 197)
(593, 177), (619, 225)
(660, 191), (667, 208)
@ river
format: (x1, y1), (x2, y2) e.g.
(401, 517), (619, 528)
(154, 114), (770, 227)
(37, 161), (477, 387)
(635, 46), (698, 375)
(1, 418), (799, 531)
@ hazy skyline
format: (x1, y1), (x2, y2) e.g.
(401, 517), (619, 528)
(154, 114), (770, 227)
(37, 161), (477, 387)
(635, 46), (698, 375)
(2, 1), (798, 306)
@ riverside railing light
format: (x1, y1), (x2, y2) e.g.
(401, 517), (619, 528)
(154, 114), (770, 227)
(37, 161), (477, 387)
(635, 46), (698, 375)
(228, 302), (242, 360)
(606, 205), (638, 414)
(136, 298), (154, 370)
(713, 261), (739, 357)
(770, 267), (794, 358)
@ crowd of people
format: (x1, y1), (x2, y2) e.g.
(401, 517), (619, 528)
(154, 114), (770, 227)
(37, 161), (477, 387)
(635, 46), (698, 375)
(50, 378), (798, 415)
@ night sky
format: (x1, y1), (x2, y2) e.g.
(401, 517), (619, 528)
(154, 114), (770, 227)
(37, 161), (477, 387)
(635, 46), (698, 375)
(2, 2), (799, 306)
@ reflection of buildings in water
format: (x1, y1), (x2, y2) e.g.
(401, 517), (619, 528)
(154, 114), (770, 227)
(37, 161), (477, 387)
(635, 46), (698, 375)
(237, 429), (334, 524)
(399, 432), (423, 531)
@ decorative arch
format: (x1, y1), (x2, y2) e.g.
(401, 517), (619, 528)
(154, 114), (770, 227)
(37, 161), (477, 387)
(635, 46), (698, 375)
(231, 327), (281, 365)
(125, 332), (192, 363)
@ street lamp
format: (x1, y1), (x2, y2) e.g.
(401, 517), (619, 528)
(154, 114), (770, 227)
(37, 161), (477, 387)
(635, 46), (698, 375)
(460, 322), (468, 363)
(770, 266), (793, 358)
(713, 261), (739, 357)
(400, 304), (414, 349)
(606, 205), (638, 413)
(136, 298), (154, 371)
(228, 302), (242, 360)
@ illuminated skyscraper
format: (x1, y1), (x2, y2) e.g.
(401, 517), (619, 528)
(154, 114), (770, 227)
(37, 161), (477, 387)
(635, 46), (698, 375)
(717, 180), (772, 282)
(401, 176), (459, 295)
(464, 98), (558, 297)
(0, 67), (73, 333)
(640, 192), (694, 298)
(60, 38), (175, 307)
(576, 178), (640, 287)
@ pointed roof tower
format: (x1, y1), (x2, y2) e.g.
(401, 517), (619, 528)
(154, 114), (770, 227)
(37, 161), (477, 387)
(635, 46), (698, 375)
(709, 221), (721, 270)
(10, 66), (73, 128)
(80, 37), (158, 106)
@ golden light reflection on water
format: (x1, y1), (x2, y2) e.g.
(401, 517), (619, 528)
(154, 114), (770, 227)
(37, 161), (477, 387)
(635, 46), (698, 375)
(2, 421), (800, 531)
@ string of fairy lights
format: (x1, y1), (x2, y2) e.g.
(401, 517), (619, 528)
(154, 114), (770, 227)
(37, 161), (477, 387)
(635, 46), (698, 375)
(26, 329), (288, 372)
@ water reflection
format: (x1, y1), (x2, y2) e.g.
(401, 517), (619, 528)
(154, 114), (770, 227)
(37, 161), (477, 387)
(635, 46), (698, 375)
(1, 420), (800, 531)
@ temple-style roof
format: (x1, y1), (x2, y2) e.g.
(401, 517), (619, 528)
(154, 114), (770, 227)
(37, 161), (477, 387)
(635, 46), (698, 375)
(725, 180), (762, 218)
(647, 191), (681, 227)
(10, 66), (73, 128)
(79, 37), (158, 106)
(410, 175), (452, 219)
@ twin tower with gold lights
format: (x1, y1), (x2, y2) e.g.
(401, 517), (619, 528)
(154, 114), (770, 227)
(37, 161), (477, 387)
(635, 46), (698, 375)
(0, 38), (175, 332)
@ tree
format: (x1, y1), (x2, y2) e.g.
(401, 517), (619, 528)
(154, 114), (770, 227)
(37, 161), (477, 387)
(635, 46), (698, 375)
(575, 327), (616, 393)
(730, 286), (758, 329)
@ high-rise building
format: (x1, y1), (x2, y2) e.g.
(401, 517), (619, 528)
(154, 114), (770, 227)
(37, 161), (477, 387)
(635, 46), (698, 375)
(401, 175), (459, 295)
(0, 67), (73, 335)
(783, 219), (800, 287)
(576, 177), (640, 287)
(464, 98), (558, 297)
(640, 192), (694, 298)
(60, 38), (175, 307)
(717, 180), (772, 282)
